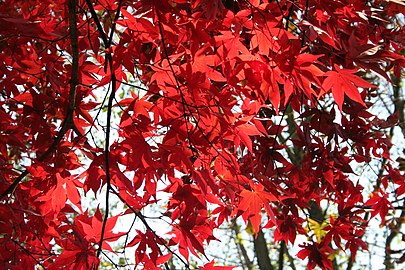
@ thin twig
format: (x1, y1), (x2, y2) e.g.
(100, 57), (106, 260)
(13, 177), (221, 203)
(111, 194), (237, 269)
(11, 239), (46, 269)
(111, 188), (190, 269)
(96, 71), (116, 257)
(84, 0), (108, 45)
(93, 0), (123, 257)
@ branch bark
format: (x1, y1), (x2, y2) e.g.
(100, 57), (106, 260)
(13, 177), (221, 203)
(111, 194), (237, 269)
(254, 230), (274, 270)
(0, 0), (80, 200)
(384, 75), (405, 270)
(231, 222), (253, 270)
(277, 240), (285, 270)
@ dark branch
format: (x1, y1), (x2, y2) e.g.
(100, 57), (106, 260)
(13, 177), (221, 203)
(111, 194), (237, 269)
(0, 0), (81, 200)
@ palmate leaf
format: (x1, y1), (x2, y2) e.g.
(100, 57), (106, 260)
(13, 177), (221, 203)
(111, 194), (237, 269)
(200, 260), (236, 270)
(238, 184), (278, 234)
(322, 64), (375, 110)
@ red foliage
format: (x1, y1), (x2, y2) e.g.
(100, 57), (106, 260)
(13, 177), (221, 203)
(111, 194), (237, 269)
(0, 0), (404, 269)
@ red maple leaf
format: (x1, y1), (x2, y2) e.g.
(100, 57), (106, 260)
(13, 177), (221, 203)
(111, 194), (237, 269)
(200, 260), (235, 270)
(322, 64), (374, 110)
(365, 191), (393, 223)
(238, 184), (278, 234)
(297, 242), (334, 270)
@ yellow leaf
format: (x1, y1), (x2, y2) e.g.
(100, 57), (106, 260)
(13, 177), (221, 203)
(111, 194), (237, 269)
(327, 250), (339, 260)
(307, 218), (329, 243)
(245, 221), (255, 236)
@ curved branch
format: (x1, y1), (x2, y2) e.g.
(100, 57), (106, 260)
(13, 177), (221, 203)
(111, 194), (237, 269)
(0, 0), (81, 200)
(93, 0), (123, 259)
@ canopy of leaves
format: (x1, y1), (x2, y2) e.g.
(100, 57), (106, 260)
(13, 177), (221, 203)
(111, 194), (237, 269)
(0, 0), (404, 269)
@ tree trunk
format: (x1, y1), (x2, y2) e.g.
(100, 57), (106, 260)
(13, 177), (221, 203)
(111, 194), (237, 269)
(254, 230), (274, 270)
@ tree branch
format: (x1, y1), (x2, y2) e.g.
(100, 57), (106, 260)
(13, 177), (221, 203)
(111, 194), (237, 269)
(231, 222), (253, 270)
(384, 75), (405, 270)
(96, 72), (116, 257)
(0, 0), (81, 200)
(111, 188), (189, 269)
(277, 240), (285, 270)
(11, 239), (45, 269)
(92, 0), (123, 259)
(84, 0), (108, 45)
(254, 230), (274, 270)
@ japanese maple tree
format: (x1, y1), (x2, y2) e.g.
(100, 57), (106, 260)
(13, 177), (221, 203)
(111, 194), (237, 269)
(0, 0), (404, 269)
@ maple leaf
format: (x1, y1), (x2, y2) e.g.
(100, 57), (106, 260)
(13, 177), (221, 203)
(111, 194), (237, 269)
(250, 25), (286, 55)
(290, 53), (324, 99)
(0, 13), (47, 37)
(301, 20), (339, 50)
(216, 31), (250, 60)
(128, 230), (168, 268)
(307, 218), (330, 243)
(170, 225), (202, 261)
(77, 209), (123, 250)
(35, 173), (67, 217)
(297, 242), (334, 270)
(274, 215), (306, 244)
(193, 0), (225, 19)
(322, 64), (374, 110)
(200, 260), (235, 270)
(238, 184), (278, 234)
(345, 236), (368, 260)
(234, 120), (263, 153)
(365, 191), (393, 223)
(52, 249), (100, 270)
